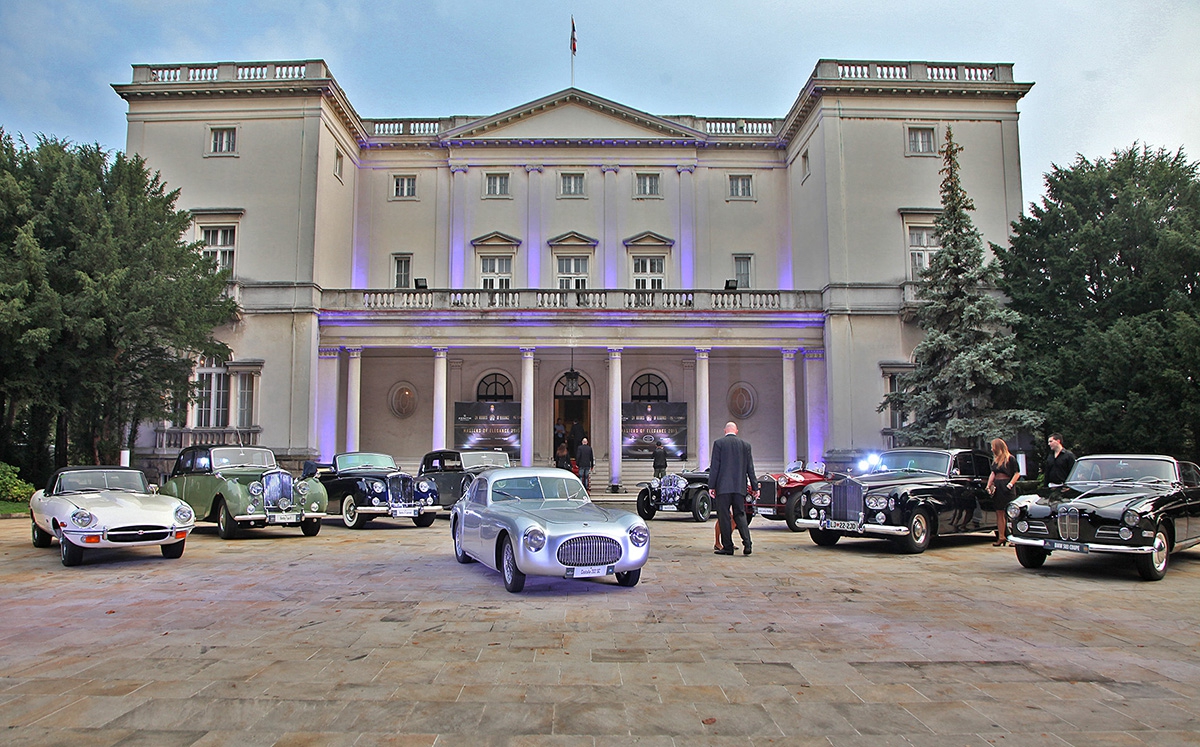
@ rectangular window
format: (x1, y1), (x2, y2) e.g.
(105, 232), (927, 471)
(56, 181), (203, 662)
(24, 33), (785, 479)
(729, 174), (753, 199)
(334, 150), (344, 179)
(635, 173), (660, 197)
(393, 175), (417, 198)
(236, 374), (254, 429)
(908, 226), (940, 280)
(632, 256), (665, 290)
(485, 173), (510, 197)
(201, 227), (235, 271)
(734, 255), (752, 289)
(907, 126), (936, 155)
(556, 256), (589, 289)
(195, 366), (230, 428)
(801, 150), (811, 179)
(560, 173), (585, 196)
(393, 254), (412, 288)
(480, 255), (513, 289)
(210, 127), (236, 154)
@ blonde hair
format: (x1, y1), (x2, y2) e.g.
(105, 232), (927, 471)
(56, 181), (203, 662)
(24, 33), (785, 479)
(990, 438), (1012, 466)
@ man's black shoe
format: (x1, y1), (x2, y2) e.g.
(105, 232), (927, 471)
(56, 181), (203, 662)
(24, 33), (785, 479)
(743, 546), (752, 555)
(714, 549), (734, 555)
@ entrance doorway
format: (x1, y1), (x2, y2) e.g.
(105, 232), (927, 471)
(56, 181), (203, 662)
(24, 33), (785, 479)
(553, 373), (591, 461)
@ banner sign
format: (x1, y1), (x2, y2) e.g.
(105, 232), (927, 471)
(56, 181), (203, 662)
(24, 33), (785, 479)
(454, 402), (520, 456)
(621, 402), (687, 459)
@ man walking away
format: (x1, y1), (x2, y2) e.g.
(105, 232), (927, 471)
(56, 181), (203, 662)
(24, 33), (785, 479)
(708, 422), (757, 555)
(652, 440), (668, 478)
(576, 437), (595, 491)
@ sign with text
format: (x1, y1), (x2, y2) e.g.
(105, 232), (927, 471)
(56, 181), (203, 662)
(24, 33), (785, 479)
(454, 402), (520, 457)
(621, 402), (687, 460)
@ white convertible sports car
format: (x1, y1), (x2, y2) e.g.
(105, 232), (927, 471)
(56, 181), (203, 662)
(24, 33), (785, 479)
(450, 467), (650, 592)
(30, 466), (195, 566)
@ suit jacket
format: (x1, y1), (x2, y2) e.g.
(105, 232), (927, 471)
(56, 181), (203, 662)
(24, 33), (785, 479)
(709, 433), (755, 495)
(576, 443), (594, 470)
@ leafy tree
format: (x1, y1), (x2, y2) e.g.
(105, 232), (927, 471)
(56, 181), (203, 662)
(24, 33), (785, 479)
(0, 131), (237, 482)
(881, 126), (1042, 446)
(995, 144), (1200, 460)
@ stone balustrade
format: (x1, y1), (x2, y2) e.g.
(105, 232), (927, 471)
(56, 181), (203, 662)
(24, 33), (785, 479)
(334, 288), (823, 312)
(821, 60), (1010, 83)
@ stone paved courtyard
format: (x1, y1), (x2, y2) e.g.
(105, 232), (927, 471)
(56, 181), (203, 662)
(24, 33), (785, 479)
(1, 505), (1198, 746)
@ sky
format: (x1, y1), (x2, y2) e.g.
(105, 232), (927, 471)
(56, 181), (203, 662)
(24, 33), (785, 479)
(1, 0), (1197, 206)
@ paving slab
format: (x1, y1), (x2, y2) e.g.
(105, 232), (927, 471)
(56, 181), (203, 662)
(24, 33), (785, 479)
(1, 508), (1199, 744)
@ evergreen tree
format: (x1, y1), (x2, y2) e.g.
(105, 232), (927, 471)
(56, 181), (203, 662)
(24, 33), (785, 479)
(881, 126), (1042, 446)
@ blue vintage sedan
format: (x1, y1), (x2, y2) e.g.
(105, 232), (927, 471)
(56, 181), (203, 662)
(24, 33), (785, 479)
(449, 467), (650, 592)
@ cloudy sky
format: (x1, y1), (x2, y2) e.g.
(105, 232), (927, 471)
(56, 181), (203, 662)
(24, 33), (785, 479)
(1, 0), (1196, 205)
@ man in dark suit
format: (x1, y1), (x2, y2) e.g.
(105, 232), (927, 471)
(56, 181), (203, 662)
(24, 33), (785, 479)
(708, 421), (757, 555)
(576, 437), (594, 490)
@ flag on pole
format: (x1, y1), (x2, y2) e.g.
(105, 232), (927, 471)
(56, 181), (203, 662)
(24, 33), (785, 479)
(571, 17), (577, 56)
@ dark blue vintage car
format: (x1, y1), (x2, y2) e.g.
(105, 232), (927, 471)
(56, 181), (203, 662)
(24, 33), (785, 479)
(306, 452), (438, 529)
(1007, 454), (1200, 580)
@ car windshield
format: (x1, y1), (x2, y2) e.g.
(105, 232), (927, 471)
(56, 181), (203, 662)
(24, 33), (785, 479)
(211, 447), (276, 469)
(1067, 457), (1176, 484)
(462, 452), (511, 469)
(336, 453), (396, 471)
(56, 470), (148, 494)
(783, 460), (806, 473)
(874, 451), (950, 475)
(491, 475), (587, 503)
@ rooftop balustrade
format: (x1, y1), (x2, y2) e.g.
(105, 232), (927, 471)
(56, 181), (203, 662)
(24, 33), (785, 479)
(323, 287), (824, 313)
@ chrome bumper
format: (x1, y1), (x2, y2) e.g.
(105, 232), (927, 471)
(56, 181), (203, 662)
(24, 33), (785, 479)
(1008, 535), (1155, 554)
(792, 519), (909, 536)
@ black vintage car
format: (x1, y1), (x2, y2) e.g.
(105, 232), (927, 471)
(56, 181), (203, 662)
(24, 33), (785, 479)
(305, 452), (438, 528)
(796, 448), (998, 553)
(635, 469), (757, 523)
(1007, 454), (1200, 581)
(417, 449), (511, 510)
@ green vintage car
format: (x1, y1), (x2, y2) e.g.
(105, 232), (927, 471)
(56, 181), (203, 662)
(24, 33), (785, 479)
(161, 446), (328, 539)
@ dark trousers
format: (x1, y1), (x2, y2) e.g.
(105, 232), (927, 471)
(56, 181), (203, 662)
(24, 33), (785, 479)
(716, 492), (751, 551)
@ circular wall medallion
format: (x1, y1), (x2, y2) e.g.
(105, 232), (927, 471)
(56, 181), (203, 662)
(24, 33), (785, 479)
(728, 382), (756, 420)
(389, 382), (418, 419)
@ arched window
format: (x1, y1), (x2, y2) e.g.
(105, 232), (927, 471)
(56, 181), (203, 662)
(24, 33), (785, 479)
(554, 374), (591, 398)
(631, 373), (668, 402)
(477, 373), (513, 402)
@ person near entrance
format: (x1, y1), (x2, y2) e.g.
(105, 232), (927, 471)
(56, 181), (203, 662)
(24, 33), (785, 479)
(652, 440), (668, 478)
(576, 437), (594, 491)
(708, 422), (757, 556)
(568, 420), (585, 459)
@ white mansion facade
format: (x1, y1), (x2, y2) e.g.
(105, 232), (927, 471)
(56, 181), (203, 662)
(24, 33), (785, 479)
(115, 59), (1033, 486)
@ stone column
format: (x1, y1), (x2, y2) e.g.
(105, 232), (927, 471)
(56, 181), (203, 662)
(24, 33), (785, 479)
(782, 348), (798, 466)
(345, 347), (362, 452)
(525, 165), (543, 288)
(804, 349), (827, 465)
(432, 348), (448, 450)
(608, 347), (623, 491)
(601, 164), (620, 287)
(316, 347), (341, 460)
(449, 164), (469, 288)
(677, 163), (696, 288)
(521, 347), (535, 467)
(696, 348), (711, 469)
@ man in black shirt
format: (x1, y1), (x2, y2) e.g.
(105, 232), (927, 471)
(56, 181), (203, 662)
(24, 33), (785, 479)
(1044, 433), (1076, 487)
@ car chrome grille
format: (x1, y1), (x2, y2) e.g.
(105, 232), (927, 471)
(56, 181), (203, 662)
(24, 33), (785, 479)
(1058, 507), (1080, 541)
(757, 477), (778, 506)
(262, 470), (294, 509)
(831, 480), (864, 521)
(388, 475), (414, 506)
(1023, 521), (1049, 536)
(660, 473), (686, 504)
(557, 536), (622, 566)
(106, 525), (171, 543)
(1095, 526), (1123, 540)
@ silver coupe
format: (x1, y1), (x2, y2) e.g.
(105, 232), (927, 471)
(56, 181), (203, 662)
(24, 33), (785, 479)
(449, 467), (650, 592)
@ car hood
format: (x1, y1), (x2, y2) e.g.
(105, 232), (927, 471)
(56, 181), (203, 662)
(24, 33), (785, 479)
(1021, 484), (1162, 519)
(851, 471), (947, 491)
(502, 501), (621, 525)
(63, 491), (183, 514)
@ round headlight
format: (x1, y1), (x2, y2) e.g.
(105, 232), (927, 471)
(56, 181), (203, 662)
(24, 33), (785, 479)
(417, 480), (433, 493)
(1006, 503), (1022, 519)
(1017, 520), (1029, 533)
(70, 509), (95, 528)
(524, 527), (547, 552)
(370, 481), (384, 494)
(864, 495), (888, 510)
(278, 495), (293, 510)
(808, 508), (818, 519)
(371, 497), (381, 506)
(295, 481), (309, 496)
(875, 512), (887, 524)
(629, 525), (650, 547)
(174, 505), (194, 524)
(1118, 526), (1133, 540)
(650, 478), (660, 489)
(249, 481), (264, 497)
(810, 493), (831, 507)
(310, 501), (319, 511)
(1122, 509), (1140, 527)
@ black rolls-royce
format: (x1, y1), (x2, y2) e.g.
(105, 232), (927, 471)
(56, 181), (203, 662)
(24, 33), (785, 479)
(1007, 454), (1200, 580)
(306, 452), (438, 528)
(796, 448), (999, 553)
(417, 449), (511, 509)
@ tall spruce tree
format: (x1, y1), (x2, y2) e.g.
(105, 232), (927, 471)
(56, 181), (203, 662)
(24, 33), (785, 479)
(881, 126), (1042, 446)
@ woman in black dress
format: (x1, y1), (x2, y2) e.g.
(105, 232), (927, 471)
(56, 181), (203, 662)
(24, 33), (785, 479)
(986, 438), (1020, 546)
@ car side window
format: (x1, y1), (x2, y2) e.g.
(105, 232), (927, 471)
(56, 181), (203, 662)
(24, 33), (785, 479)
(973, 455), (991, 478)
(1180, 462), (1200, 487)
(466, 478), (485, 505)
(954, 454), (974, 476)
(173, 451), (193, 477)
(194, 452), (211, 473)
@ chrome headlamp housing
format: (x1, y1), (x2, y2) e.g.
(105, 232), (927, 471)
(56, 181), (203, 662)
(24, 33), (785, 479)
(71, 508), (95, 528)
(248, 481), (264, 497)
(417, 479), (433, 494)
(1121, 508), (1140, 527)
(649, 478), (660, 489)
(295, 480), (310, 496)
(810, 492), (831, 507)
(629, 524), (650, 547)
(174, 504), (194, 524)
(523, 527), (547, 552)
(277, 494), (294, 511)
(1007, 503), (1022, 520)
(864, 494), (889, 510)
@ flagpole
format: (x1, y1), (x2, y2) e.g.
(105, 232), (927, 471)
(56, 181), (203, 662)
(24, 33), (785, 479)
(570, 16), (577, 88)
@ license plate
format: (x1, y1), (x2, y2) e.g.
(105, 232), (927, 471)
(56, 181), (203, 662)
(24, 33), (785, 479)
(269, 513), (297, 524)
(1047, 539), (1088, 553)
(757, 507), (776, 516)
(567, 565), (613, 578)
(820, 519), (859, 531)
(390, 507), (420, 517)
(660, 504), (677, 511)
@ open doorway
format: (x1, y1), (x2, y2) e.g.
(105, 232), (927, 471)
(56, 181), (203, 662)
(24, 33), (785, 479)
(553, 373), (591, 461)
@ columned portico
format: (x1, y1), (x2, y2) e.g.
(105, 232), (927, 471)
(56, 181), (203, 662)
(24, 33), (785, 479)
(782, 348), (798, 466)
(695, 347), (711, 469)
(608, 346), (622, 490)
(345, 347), (362, 452)
(432, 347), (448, 450)
(520, 347), (535, 466)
